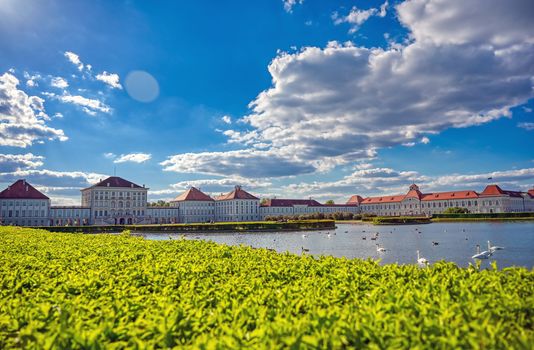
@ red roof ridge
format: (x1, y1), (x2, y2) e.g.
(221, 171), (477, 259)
(84, 176), (145, 190)
(0, 179), (49, 200)
(172, 187), (213, 201)
(215, 185), (259, 200)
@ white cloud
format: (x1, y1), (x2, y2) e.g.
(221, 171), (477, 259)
(283, 0), (303, 13)
(161, 149), (315, 178)
(0, 169), (104, 188)
(103, 152), (116, 159)
(280, 166), (534, 201)
(114, 153), (151, 164)
(0, 72), (67, 148)
(50, 76), (69, 89)
(64, 51), (84, 71)
(96, 71), (122, 89)
(333, 1), (388, 33)
(171, 176), (272, 192)
(517, 122), (534, 131)
(0, 153), (44, 172)
(48, 92), (111, 115)
(420, 136), (430, 144)
(193, 0), (533, 178)
(221, 115), (232, 124)
(397, 0), (534, 48)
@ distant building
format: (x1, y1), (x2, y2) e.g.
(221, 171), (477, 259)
(170, 187), (214, 223)
(0, 179), (50, 226)
(259, 198), (359, 219)
(81, 176), (149, 225)
(354, 184), (534, 216)
(214, 186), (260, 222)
(1, 178), (533, 227)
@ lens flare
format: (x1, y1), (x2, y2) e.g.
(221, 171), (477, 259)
(124, 70), (159, 103)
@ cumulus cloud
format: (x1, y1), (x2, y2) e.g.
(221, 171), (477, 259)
(333, 1), (388, 33)
(171, 176), (271, 191)
(283, 0), (303, 13)
(96, 71), (122, 89)
(517, 122), (534, 131)
(221, 115), (232, 124)
(420, 136), (430, 144)
(184, 0), (534, 179)
(0, 169), (104, 188)
(45, 92), (111, 116)
(161, 149), (315, 178)
(114, 153), (152, 164)
(50, 77), (69, 89)
(0, 153), (44, 172)
(64, 51), (84, 71)
(280, 166), (534, 202)
(0, 72), (67, 148)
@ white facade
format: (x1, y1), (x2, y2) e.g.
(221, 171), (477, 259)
(214, 186), (260, 222)
(49, 207), (91, 226)
(81, 177), (149, 225)
(259, 199), (360, 219)
(0, 198), (50, 226)
(145, 207), (179, 224)
(173, 201), (214, 223)
(2, 178), (533, 227)
(0, 180), (50, 226)
(357, 184), (534, 216)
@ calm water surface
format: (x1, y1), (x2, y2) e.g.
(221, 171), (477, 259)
(144, 222), (534, 268)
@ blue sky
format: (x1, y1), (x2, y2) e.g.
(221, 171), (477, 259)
(1, 0), (533, 205)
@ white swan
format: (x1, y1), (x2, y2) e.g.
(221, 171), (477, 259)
(488, 240), (504, 253)
(376, 244), (386, 252)
(472, 244), (492, 259)
(417, 250), (429, 265)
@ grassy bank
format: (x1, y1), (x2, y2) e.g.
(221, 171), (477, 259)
(1, 227), (532, 349)
(34, 219), (335, 233)
(372, 216), (431, 225)
(432, 217), (534, 222)
(433, 212), (534, 219)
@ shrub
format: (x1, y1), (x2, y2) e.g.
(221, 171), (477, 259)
(0, 227), (532, 348)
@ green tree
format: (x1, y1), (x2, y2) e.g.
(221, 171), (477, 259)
(444, 207), (469, 214)
(325, 200), (335, 205)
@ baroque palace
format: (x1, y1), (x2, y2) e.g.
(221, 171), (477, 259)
(0, 176), (533, 226)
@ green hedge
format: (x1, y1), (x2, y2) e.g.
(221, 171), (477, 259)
(33, 220), (335, 233)
(433, 212), (534, 219)
(372, 216), (431, 225)
(0, 227), (532, 348)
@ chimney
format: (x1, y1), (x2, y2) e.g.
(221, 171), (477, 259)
(26, 185), (29, 192)
(107, 183), (110, 187)
(131, 184), (134, 188)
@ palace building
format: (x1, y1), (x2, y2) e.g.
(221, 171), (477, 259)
(351, 184), (534, 216)
(0, 177), (533, 226)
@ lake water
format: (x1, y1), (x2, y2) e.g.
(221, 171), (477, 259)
(144, 222), (534, 268)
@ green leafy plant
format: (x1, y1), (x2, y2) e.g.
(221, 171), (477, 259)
(0, 227), (532, 349)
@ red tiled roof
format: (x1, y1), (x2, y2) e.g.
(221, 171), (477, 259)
(346, 195), (364, 204)
(0, 179), (49, 200)
(261, 199), (322, 207)
(421, 190), (478, 201)
(85, 176), (144, 190)
(405, 189), (423, 200)
(528, 189), (534, 198)
(215, 186), (259, 200)
(480, 185), (523, 198)
(362, 195), (406, 204)
(172, 187), (213, 201)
